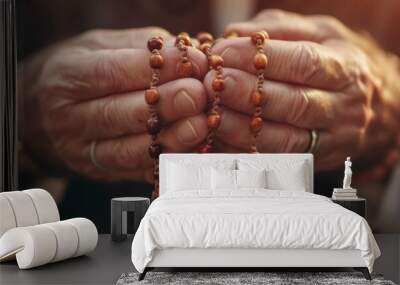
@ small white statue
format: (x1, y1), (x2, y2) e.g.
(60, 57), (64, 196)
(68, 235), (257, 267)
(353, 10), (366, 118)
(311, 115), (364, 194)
(343, 157), (353, 189)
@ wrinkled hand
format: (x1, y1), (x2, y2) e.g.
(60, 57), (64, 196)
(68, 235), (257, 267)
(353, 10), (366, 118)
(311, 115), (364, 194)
(205, 9), (400, 171)
(20, 27), (208, 182)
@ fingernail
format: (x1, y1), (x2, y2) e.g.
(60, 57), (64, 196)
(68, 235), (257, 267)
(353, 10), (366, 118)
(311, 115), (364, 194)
(174, 90), (197, 115)
(177, 119), (198, 143)
(221, 47), (240, 62)
(215, 110), (231, 134)
(223, 76), (236, 94)
(175, 51), (201, 78)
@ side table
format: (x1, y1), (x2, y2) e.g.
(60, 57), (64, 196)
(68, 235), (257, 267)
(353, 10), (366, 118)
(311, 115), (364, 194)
(331, 197), (366, 218)
(111, 197), (150, 242)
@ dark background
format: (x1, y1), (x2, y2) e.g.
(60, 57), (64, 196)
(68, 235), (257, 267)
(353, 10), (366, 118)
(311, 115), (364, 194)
(1, 0), (18, 193)
(15, 0), (400, 233)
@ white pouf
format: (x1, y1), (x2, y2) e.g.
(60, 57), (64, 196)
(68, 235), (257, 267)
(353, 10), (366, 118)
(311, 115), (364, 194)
(0, 189), (60, 238)
(23, 188), (60, 224)
(1, 191), (39, 227)
(0, 225), (57, 268)
(65, 218), (98, 257)
(0, 218), (98, 269)
(0, 196), (17, 237)
(42, 221), (79, 262)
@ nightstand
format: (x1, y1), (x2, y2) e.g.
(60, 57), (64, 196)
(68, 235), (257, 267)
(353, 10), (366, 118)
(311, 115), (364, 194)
(111, 197), (150, 242)
(331, 198), (366, 218)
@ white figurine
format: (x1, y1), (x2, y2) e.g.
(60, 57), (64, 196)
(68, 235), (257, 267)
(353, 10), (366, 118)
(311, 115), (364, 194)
(343, 157), (353, 189)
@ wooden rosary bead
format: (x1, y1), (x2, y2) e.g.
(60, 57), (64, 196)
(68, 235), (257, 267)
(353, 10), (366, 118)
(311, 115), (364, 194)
(249, 116), (263, 133)
(178, 32), (190, 37)
(145, 88), (160, 105)
(153, 172), (159, 181)
(250, 31), (266, 45)
(198, 144), (212, 153)
(148, 143), (162, 159)
(197, 32), (213, 44)
(260, 30), (269, 39)
(176, 34), (192, 46)
(177, 59), (193, 77)
(200, 42), (212, 53)
(151, 182), (160, 199)
(146, 115), (161, 135)
(212, 78), (225, 92)
(251, 90), (266, 107)
(149, 54), (164, 69)
(153, 166), (159, 179)
(147, 37), (163, 51)
(248, 31), (268, 154)
(253, 53), (268, 70)
(207, 113), (221, 129)
(209, 55), (224, 69)
(224, 31), (239, 38)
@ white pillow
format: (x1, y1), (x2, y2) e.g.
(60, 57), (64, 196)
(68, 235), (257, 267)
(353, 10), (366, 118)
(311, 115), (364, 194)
(166, 159), (236, 192)
(236, 169), (267, 188)
(266, 163), (307, 191)
(238, 159), (308, 191)
(167, 163), (211, 191)
(211, 168), (237, 190)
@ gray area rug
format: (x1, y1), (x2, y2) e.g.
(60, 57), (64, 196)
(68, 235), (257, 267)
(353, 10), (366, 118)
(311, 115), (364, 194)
(117, 272), (396, 285)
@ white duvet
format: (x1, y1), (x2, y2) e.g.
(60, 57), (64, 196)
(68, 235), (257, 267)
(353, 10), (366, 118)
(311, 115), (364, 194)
(131, 190), (380, 273)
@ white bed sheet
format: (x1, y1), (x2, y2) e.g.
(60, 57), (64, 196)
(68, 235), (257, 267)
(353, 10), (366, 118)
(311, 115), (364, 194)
(131, 190), (380, 273)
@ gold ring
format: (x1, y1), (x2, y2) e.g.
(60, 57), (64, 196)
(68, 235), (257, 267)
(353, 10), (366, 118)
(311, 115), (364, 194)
(306, 129), (320, 154)
(89, 141), (107, 171)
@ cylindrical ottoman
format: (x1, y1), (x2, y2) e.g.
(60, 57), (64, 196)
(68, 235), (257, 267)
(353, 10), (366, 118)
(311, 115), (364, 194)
(111, 197), (150, 242)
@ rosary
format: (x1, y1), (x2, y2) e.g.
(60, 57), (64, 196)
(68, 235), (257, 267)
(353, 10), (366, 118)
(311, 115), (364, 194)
(146, 31), (269, 199)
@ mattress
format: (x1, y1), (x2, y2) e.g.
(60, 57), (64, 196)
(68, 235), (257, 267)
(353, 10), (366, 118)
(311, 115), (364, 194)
(131, 190), (380, 273)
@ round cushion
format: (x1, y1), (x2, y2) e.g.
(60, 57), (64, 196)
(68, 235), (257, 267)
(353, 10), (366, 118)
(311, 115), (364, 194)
(0, 196), (17, 237)
(23, 189), (60, 224)
(0, 191), (39, 227)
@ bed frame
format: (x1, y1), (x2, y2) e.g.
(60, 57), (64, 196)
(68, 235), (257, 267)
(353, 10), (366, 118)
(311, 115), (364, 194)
(139, 154), (372, 280)
(140, 248), (370, 280)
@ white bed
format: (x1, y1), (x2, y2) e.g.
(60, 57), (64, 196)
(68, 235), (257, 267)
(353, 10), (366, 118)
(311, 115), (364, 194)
(131, 154), (380, 280)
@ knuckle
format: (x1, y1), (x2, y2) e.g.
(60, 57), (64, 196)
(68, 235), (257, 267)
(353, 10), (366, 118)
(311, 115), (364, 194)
(40, 49), (90, 96)
(41, 52), (70, 81)
(352, 105), (371, 128)
(135, 103), (150, 125)
(78, 29), (108, 46)
(293, 43), (321, 84)
(341, 46), (372, 89)
(344, 63), (374, 104)
(353, 71), (373, 101)
(287, 89), (311, 125)
(93, 52), (124, 92)
(312, 15), (347, 39)
(99, 98), (118, 130)
(315, 15), (341, 29)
